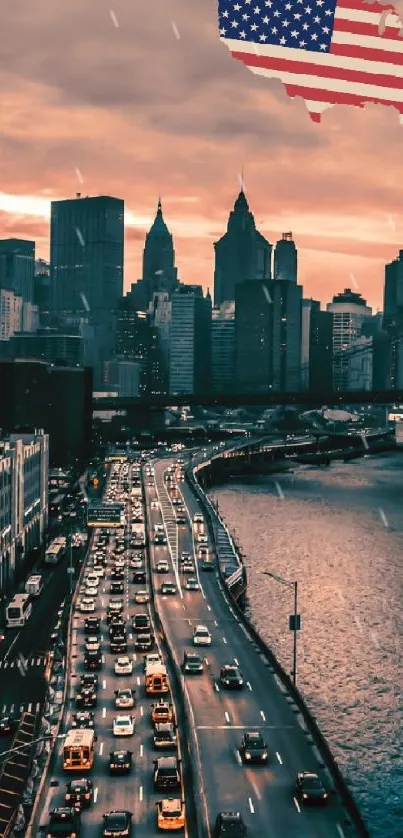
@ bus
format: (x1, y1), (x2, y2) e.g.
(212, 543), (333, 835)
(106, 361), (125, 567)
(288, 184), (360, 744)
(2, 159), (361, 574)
(25, 575), (44, 597)
(6, 594), (33, 628)
(44, 537), (66, 566)
(62, 729), (95, 772)
(145, 662), (169, 695)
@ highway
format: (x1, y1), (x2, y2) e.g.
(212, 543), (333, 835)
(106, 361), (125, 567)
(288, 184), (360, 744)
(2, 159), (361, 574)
(35, 460), (187, 838)
(145, 456), (357, 838)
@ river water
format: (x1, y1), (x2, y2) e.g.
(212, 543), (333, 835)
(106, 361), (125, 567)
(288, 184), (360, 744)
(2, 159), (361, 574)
(211, 451), (403, 838)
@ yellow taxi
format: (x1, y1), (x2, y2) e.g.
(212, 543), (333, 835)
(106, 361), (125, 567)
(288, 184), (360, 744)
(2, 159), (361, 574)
(156, 798), (185, 831)
(151, 700), (175, 727)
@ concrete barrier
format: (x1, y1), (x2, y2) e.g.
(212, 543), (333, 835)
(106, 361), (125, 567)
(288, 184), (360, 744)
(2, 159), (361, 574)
(188, 450), (371, 838)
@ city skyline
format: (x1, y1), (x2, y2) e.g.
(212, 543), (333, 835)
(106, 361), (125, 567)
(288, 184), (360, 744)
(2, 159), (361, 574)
(2, 0), (403, 310)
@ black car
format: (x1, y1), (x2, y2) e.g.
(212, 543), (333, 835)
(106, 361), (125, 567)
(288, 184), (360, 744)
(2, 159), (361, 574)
(46, 807), (81, 837)
(183, 651), (203, 674)
(132, 614), (151, 633)
(109, 750), (133, 775)
(176, 514), (187, 524)
(102, 810), (132, 838)
(80, 674), (98, 690)
(71, 712), (94, 730)
(214, 812), (247, 837)
(295, 772), (329, 804)
(110, 581), (124, 595)
(0, 715), (19, 735)
(153, 723), (177, 750)
(153, 756), (181, 791)
(132, 570), (146, 584)
(154, 533), (167, 545)
(84, 617), (100, 634)
(109, 618), (126, 634)
(161, 582), (177, 596)
(134, 632), (154, 651)
(202, 560), (215, 572)
(110, 569), (124, 582)
(110, 637), (128, 654)
(76, 688), (97, 709)
(219, 665), (244, 690)
(239, 732), (268, 764)
(65, 778), (93, 810)
(84, 650), (102, 671)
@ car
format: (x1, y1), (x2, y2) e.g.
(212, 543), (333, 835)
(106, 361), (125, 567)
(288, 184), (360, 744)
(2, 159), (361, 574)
(183, 651), (203, 674)
(84, 617), (100, 634)
(156, 798), (185, 831)
(202, 560), (215, 572)
(109, 750), (133, 775)
(130, 557), (144, 569)
(156, 560), (169, 573)
(71, 711), (94, 730)
(214, 812), (247, 837)
(113, 715), (135, 736)
(295, 772), (329, 804)
(239, 732), (268, 764)
(46, 807), (81, 837)
(193, 625), (211, 646)
(110, 569), (124, 581)
(176, 514), (187, 524)
(102, 810), (132, 837)
(110, 636), (128, 654)
(85, 635), (100, 653)
(115, 688), (135, 709)
(153, 722), (177, 750)
(0, 715), (19, 735)
(193, 513), (204, 523)
(80, 673), (98, 690)
(180, 552), (190, 563)
(161, 582), (177, 596)
(65, 778), (93, 810)
(132, 613), (151, 633)
(91, 565), (105, 578)
(133, 570), (146, 584)
(84, 573), (99, 587)
(134, 632), (154, 651)
(113, 558), (125, 569)
(151, 700), (175, 727)
(110, 581), (124, 595)
(182, 562), (194, 575)
(153, 756), (181, 791)
(79, 598), (95, 613)
(76, 688), (97, 709)
(154, 533), (167, 545)
(115, 656), (133, 676)
(144, 652), (162, 671)
(134, 590), (150, 604)
(84, 650), (102, 671)
(197, 534), (208, 545)
(185, 577), (199, 591)
(109, 617), (126, 633)
(82, 586), (98, 601)
(108, 598), (124, 612)
(219, 665), (244, 689)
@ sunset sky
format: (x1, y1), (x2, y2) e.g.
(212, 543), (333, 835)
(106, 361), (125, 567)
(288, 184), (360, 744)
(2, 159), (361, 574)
(1, 0), (403, 310)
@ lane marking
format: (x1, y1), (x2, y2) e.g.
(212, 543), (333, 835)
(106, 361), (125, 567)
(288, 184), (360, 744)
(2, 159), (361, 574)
(140, 706), (144, 716)
(336, 827), (346, 838)
(99, 741), (104, 755)
(214, 683), (220, 692)
(207, 604), (211, 611)
(205, 658), (209, 666)
(214, 620), (218, 627)
(102, 707), (106, 718)
(248, 797), (255, 814)
(249, 778), (262, 800)
(235, 749), (242, 766)
(195, 724), (292, 730)
(246, 681), (252, 691)
(234, 658), (239, 666)
(260, 711), (266, 721)
(137, 676), (140, 686)
(222, 637), (227, 645)
(276, 751), (283, 765)
(94, 786), (99, 804)
(139, 785), (143, 801)
(140, 744), (143, 757)
(293, 797), (301, 813)
(102, 679), (107, 689)
(224, 711), (230, 724)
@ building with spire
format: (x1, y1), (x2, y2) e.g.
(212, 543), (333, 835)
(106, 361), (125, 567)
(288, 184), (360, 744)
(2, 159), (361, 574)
(274, 232), (297, 282)
(129, 199), (179, 310)
(213, 191), (272, 306)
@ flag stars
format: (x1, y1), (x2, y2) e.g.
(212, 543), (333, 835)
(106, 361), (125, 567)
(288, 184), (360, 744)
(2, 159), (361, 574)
(253, 5), (261, 12)
(259, 33), (268, 39)
(218, 0), (334, 53)
(233, 2), (242, 9)
(291, 28), (299, 36)
(242, 13), (250, 20)
(231, 19), (239, 26)
(251, 22), (259, 29)
(282, 18), (290, 26)
(262, 15), (269, 23)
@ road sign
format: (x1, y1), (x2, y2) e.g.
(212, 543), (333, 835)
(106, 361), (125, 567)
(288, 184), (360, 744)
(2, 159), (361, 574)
(87, 503), (125, 528)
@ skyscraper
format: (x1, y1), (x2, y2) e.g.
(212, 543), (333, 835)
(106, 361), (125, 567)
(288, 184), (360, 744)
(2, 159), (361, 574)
(307, 301), (333, 393)
(271, 279), (302, 391)
(169, 286), (211, 395)
(274, 232), (297, 282)
(211, 303), (236, 393)
(235, 281), (273, 393)
(50, 194), (124, 316)
(214, 191), (272, 306)
(130, 200), (179, 309)
(383, 249), (403, 333)
(0, 239), (35, 303)
(327, 289), (372, 390)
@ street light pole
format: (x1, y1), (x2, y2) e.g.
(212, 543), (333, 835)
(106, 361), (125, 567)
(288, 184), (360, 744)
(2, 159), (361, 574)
(260, 570), (300, 687)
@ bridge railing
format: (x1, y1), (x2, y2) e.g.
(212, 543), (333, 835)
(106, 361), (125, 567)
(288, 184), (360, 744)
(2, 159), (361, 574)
(187, 447), (371, 838)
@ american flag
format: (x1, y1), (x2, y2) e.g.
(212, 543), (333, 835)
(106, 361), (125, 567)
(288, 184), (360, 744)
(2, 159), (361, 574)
(218, 0), (403, 122)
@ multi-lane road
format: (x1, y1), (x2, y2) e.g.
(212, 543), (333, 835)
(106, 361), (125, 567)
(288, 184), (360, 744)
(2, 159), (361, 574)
(145, 456), (357, 838)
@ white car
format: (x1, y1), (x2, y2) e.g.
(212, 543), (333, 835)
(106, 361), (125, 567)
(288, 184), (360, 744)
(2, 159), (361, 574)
(134, 590), (150, 604)
(197, 534), (208, 545)
(156, 560), (169, 573)
(151, 500), (159, 509)
(193, 625), (211, 646)
(79, 598), (95, 613)
(113, 715), (135, 736)
(185, 577), (200, 592)
(91, 566), (105, 578)
(115, 688), (135, 709)
(85, 574), (100, 587)
(83, 586), (97, 599)
(85, 635), (101, 652)
(115, 656), (133, 676)
(193, 513), (204, 524)
(143, 652), (162, 671)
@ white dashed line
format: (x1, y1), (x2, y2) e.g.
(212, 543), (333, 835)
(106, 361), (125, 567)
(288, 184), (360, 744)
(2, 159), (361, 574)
(140, 744), (143, 757)
(260, 711), (266, 721)
(102, 679), (107, 689)
(102, 707), (106, 718)
(235, 749), (242, 766)
(94, 786), (99, 803)
(234, 658), (239, 666)
(276, 751), (283, 765)
(248, 797), (255, 814)
(214, 620), (218, 627)
(225, 711), (230, 724)
(246, 681), (252, 691)
(139, 785), (143, 801)
(99, 741), (104, 756)
(336, 826), (346, 838)
(207, 604), (211, 611)
(137, 676), (140, 686)
(140, 706), (144, 717)
(293, 797), (301, 813)
(222, 637), (227, 644)
(214, 683), (220, 692)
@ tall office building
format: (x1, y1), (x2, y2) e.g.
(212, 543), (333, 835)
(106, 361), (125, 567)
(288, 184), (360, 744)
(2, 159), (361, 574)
(271, 279), (302, 391)
(0, 239), (35, 303)
(130, 200), (179, 309)
(235, 281), (273, 393)
(34, 259), (51, 326)
(274, 232), (297, 282)
(214, 191), (272, 306)
(169, 286), (211, 395)
(149, 291), (171, 367)
(308, 302), (333, 392)
(383, 249), (403, 333)
(50, 194), (124, 315)
(211, 303), (236, 393)
(327, 289), (372, 390)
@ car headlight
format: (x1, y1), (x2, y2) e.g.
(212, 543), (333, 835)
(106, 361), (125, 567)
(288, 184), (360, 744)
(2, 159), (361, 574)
(323, 793), (328, 798)
(262, 751), (268, 759)
(245, 753), (251, 759)
(303, 793), (308, 799)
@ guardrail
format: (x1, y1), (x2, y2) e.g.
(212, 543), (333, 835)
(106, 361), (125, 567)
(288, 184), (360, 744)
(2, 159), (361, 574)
(187, 447), (371, 838)
(141, 472), (208, 838)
